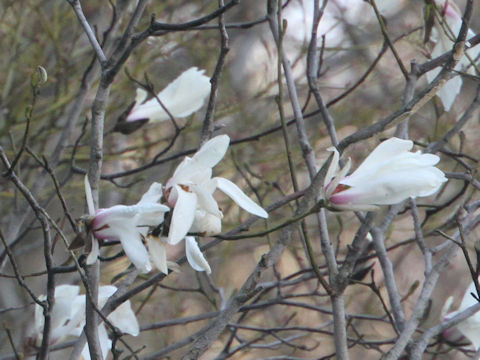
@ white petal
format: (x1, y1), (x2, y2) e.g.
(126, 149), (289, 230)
(167, 186), (197, 245)
(215, 177), (268, 218)
(437, 76), (462, 111)
(146, 236), (169, 274)
(98, 323), (112, 360)
(108, 300), (140, 337)
(324, 147), (340, 188)
(192, 184), (221, 216)
(98, 285), (117, 307)
(84, 175), (95, 216)
(192, 135), (230, 168)
(135, 88), (148, 106)
(155, 67), (211, 119)
(185, 236), (211, 274)
(191, 210), (222, 235)
(117, 227), (152, 273)
(86, 238), (99, 265)
(347, 138), (413, 181)
(137, 182), (164, 205)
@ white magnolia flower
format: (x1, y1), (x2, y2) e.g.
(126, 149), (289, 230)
(427, 0), (479, 111)
(30, 285), (84, 347)
(442, 280), (480, 349)
(90, 181), (169, 273)
(30, 285), (139, 360)
(126, 67), (211, 123)
(323, 138), (447, 211)
(165, 135), (269, 245)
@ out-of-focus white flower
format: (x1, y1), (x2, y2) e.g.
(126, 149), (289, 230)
(323, 138), (447, 211)
(30, 285), (84, 347)
(442, 281), (480, 349)
(91, 182), (169, 273)
(427, 0), (479, 111)
(165, 135), (269, 245)
(30, 285), (139, 360)
(126, 67), (211, 123)
(78, 285), (139, 360)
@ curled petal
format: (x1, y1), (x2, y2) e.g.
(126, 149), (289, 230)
(167, 186), (197, 245)
(215, 177), (268, 218)
(185, 236), (211, 274)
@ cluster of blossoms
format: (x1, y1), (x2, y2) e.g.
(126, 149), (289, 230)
(87, 134), (268, 275)
(29, 285), (139, 360)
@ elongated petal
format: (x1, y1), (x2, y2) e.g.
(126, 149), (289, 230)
(146, 236), (169, 274)
(185, 236), (211, 274)
(84, 175), (95, 216)
(215, 177), (268, 218)
(116, 226), (152, 273)
(192, 135), (230, 168)
(324, 147), (340, 189)
(167, 186), (197, 245)
(86, 238), (99, 265)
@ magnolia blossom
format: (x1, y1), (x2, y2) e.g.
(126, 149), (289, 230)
(165, 135), (269, 245)
(323, 137), (447, 211)
(30, 285), (139, 360)
(126, 67), (210, 124)
(89, 181), (169, 273)
(442, 281), (480, 349)
(426, 0), (479, 111)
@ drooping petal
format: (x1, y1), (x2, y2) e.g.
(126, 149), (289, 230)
(167, 186), (198, 245)
(190, 210), (222, 235)
(146, 236), (169, 274)
(86, 237), (99, 265)
(115, 226), (152, 273)
(185, 236), (211, 274)
(214, 177), (268, 218)
(108, 299), (140, 337)
(81, 323), (111, 360)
